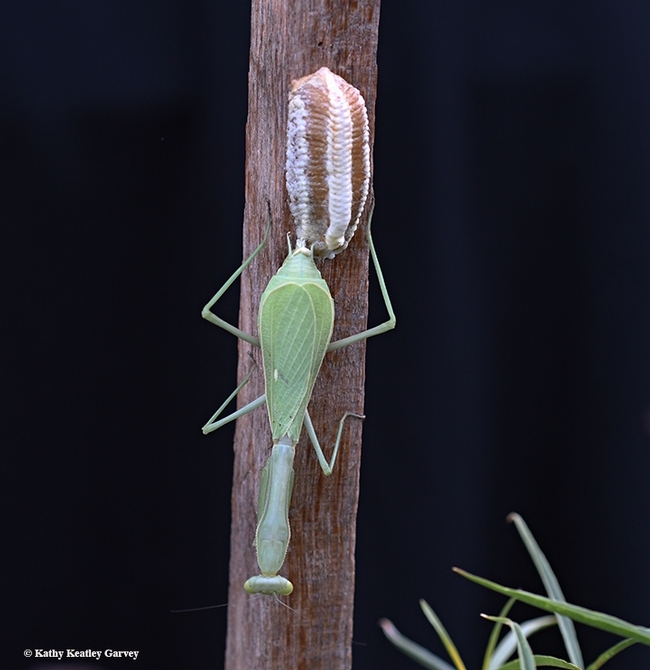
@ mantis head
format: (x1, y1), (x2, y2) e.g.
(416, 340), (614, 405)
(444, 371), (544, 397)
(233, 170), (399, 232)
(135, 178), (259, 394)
(243, 574), (294, 597)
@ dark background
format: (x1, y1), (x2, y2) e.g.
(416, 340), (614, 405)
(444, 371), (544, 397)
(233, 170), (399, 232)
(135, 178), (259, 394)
(3, 2), (649, 669)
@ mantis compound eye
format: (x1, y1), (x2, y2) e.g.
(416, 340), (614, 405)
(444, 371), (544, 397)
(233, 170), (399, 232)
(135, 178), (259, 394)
(286, 67), (370, 259)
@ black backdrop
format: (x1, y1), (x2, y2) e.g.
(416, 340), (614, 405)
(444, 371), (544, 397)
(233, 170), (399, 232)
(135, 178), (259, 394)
(3, 3), (649, 669)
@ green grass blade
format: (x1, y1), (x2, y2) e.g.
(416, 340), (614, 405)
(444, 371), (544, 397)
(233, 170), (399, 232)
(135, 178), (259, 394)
(379, 618), (457, 670)
(483, 598), (516, 670)
(482, 616), (536, 670)
(585, 639), (636, 670)
(489, 615), (557, 670)
(499, 654), (582, 670)
(454, 568), (650, 646)
(509, 513), (584, 669)
(420, 600), (468, 670)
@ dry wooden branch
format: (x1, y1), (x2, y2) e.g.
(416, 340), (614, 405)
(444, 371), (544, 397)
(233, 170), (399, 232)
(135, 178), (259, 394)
(225, 1), (380, 668)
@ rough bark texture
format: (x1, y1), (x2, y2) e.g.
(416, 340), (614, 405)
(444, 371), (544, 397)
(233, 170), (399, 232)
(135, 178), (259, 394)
(224, 1), (380, 668)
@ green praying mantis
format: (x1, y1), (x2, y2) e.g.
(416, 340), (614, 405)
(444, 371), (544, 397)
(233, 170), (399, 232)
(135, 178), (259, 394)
(201, 212), (395, 596)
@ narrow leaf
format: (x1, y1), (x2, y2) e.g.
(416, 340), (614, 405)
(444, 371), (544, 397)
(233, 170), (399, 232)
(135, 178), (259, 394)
(483, 616), (536, 670)
(379, 618), (456, 670)
(585, 639), (636, 670)
(483, 598), (516, 670)
(509, 513), (584, 669)
(489, 615), (557, 670)
(454, 568), (650, 646)
(420, 600), (468, 670)
(499, 654), (582, 670)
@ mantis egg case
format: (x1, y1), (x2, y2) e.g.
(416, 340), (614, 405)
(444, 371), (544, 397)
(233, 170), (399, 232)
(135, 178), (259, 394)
(286, 67), (370, 259)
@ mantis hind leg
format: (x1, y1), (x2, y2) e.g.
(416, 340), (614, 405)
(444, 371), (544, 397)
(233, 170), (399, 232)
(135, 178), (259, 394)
(327, 208), (396, 352)
(303, 409), (365, 476)
(327, 208), (397, 351)
(200, 216), (271, 346)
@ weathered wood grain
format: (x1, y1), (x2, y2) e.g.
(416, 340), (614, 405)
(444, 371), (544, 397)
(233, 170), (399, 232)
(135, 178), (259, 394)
(225, 1), (380, 668)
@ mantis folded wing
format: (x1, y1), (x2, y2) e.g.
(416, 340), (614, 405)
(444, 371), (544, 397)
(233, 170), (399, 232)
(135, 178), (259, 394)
(201, 217), (395, 596)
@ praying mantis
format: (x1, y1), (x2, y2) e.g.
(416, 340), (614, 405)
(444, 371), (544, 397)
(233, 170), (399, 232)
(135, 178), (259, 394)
(201, 67), (394, 596)
(201, 212), (395, 596)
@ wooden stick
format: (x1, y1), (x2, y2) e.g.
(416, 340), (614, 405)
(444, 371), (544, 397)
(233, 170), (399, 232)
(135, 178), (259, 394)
(224, 1), (380, 668)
